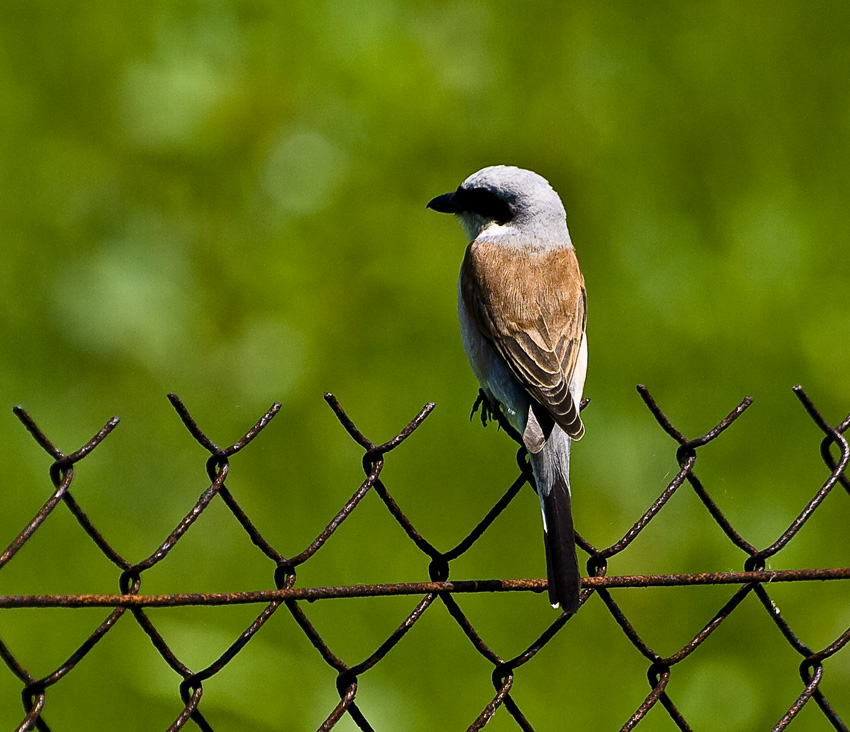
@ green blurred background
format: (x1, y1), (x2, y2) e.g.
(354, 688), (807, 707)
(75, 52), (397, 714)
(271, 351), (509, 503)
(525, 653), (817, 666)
(1, 1), (849, 730)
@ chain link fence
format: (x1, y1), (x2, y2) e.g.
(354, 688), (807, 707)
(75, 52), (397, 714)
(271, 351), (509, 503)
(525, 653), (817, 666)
(1, 385), (848, 731)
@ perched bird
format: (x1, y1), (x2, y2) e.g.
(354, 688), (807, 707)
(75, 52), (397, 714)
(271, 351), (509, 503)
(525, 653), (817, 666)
(427, 166), (587, 612)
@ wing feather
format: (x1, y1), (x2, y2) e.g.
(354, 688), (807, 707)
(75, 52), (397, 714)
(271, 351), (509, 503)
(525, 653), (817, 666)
(461, 239), (586, 439)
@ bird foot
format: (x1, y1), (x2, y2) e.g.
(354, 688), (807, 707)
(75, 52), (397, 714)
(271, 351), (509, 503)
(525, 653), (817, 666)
(470, 389), (498, 427)
(470, 389), (524, 444)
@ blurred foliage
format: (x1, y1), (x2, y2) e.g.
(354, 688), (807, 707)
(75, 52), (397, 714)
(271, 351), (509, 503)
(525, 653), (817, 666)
(1, 1), (849, 730)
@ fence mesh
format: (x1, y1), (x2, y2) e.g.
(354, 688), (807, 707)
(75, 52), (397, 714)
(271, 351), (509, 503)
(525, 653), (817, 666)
(0, 385), (848, 731)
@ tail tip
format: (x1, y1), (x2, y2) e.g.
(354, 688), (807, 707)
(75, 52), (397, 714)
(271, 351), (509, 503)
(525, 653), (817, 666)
(548, 586), (580, 614)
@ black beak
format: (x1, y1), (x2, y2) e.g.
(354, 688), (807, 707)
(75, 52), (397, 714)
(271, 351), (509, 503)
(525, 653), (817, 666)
(426, 192), (459, 214)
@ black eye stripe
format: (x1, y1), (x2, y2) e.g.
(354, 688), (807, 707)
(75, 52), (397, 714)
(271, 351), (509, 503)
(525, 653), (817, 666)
(453, 187), (514, 224)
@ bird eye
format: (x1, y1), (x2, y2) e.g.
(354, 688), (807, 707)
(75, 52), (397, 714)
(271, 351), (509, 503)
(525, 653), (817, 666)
(454, 187), (514, 224)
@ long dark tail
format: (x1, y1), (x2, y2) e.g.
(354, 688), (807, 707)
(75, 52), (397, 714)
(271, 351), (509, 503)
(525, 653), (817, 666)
(529, 427), (580, 613)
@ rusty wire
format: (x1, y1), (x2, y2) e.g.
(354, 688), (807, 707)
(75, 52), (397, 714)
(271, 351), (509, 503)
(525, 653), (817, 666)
(0, 386), (848, 731)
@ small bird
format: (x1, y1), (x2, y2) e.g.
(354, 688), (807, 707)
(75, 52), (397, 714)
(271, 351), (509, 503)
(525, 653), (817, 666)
(427, 165), (587, 612)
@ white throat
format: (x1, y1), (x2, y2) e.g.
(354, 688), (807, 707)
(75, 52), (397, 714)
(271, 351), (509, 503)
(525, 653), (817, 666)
(457, 212), (511, 243)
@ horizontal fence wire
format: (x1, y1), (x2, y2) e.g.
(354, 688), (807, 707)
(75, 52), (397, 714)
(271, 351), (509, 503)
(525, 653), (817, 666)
(0, 385), (848, 731)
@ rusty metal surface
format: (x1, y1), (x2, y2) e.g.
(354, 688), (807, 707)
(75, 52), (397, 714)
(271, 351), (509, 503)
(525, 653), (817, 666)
(0, 385), (848, 731)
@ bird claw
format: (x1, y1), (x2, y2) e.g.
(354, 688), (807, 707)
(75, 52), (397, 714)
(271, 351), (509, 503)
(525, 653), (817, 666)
(470, 389), (497, 427)
(471, 389), (526, 446)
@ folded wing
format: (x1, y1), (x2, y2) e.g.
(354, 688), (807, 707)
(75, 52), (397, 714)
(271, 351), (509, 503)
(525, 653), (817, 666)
(461, 240), (587, 442)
